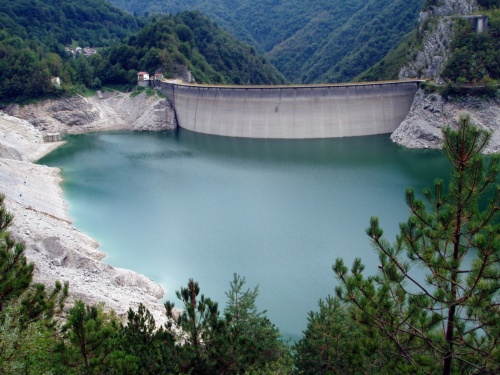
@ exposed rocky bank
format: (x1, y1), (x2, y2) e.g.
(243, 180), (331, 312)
(0, 91), (177, 324)
(392, 90), (500, 153)
(4, 90), (177, 135)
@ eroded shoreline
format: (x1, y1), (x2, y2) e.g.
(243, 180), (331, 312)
(0, 91), (176, 323)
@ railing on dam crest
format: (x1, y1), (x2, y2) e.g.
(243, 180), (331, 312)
(155, 80), (421, 139)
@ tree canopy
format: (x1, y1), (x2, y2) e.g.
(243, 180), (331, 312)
(334, 116), (500, 374)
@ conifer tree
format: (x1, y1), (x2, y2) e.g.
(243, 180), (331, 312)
(164, 279), (224, 374)
(0, 193), (67, 323)
(0, 193), (68, 372)
(55, 301), (135, 374)
(294, 297), (365, 374)
(334, 116), (500, 374)
(224, 273), (289, 373)
(119, 303), (177, 374)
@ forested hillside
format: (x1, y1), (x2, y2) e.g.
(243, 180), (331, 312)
(357, 0), (500, 88)
(108, 0), (424, 83)
(0, 0), (142, 48)
(110, 12), (287, 85)
(0, 0), (285, 102)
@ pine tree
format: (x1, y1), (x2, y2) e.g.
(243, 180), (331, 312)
(119, 303), (177, 374)
(294, 297), (365, 374)
(164, 279), (224, 374)
(0, 193), (67, 324)
(55, 301), (135, 374)
(0, 193), (68, 373)
(334, 116), (500, 374)
(224, 273), (289, 374)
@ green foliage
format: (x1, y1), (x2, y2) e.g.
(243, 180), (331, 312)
(294, 297), (365, 373)
(223, 274), (290, 374)
(334, 116), (500, 374)
(0, 194), (68, 325)
(0, 193), (67, 373)
(0, 3), (285, 102)
(0, 302), (57, 375)
(478, 0), (500, 9)
(0, 0), (141, 48)
(54, 301), (135, 374)
(443, 10), (500, 83)
(0, 0), (141, 102)
(108, 0), (424, 83)
(118, 304), (177, 374)
(356, 30), (418, 82)
(295, 296), (411, 373)
(164, 277), (291, 374)
(165, 279), (227, 373)
(273, 0), (425, 83)
(0, 37), (56, 102)
(107, 12), (287, 85)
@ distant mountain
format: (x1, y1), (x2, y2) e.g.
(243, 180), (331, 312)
(107, 0), (425, 83)
(0, 0), (142, 48)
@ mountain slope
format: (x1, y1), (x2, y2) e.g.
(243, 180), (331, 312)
(108, 0), (424, 83)
(269, 0), (424, 83)
(0, 3), (286, 102)
(0, 0), (142, 47)
(108, 11), (287, 84)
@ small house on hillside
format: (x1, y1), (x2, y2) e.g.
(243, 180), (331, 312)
(154, 73), (164, 81)
(138, 72), (150, 81)
(83, 47), (97, 56)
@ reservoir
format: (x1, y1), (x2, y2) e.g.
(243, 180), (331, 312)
(39, 129), (449, 339)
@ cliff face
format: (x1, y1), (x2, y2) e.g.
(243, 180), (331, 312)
(399, 0), (479, 81)
(5, 90), (177, 136)
(394, 0), (500, 152)
(425, 0), (478, 16)
(392, 89), (500, 153)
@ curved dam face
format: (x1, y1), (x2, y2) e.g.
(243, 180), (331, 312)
(162, 81), (419, 139)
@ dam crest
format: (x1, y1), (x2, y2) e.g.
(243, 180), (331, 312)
(157, 81), (421, 139)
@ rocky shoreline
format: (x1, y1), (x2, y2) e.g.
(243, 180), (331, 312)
(0, 90), (176, 324)
(392, 89), (500, 153)
(1, 87), (499, 325)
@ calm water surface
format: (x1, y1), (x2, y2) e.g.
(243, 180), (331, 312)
(39, 129), (449, 338)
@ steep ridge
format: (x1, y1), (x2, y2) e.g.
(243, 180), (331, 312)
(385, 0), (500, 151)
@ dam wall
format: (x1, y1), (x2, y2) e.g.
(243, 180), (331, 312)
(158, 81), (419, 139)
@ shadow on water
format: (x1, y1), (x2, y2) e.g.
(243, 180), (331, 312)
(176, 128), (451, 184)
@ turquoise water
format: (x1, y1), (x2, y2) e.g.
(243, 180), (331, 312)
(39, 129), (450, 339)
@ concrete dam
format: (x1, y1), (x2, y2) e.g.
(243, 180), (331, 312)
(159, 81), (420, 139)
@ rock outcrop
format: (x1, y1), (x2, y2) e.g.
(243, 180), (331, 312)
(5, 90), (177, 136)
(399, 0), (479, 81)
(392, 89), (500, 153)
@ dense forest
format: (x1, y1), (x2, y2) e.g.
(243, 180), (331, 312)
(108, 12), (287, 85)
(107, 0), (425, 83)
(3, 119), (500, 374)
(0, 0), (142, 48)
(0, 1), (285, 102)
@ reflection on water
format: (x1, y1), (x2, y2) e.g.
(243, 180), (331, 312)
(39, 129), (450, 339)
